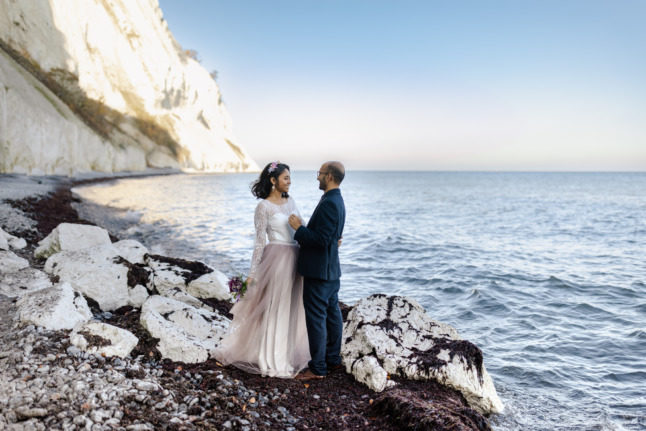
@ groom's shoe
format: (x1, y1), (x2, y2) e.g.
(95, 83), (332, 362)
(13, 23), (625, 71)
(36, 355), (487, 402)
(295, 369), (325, 380)
(328, 363), (344, 372)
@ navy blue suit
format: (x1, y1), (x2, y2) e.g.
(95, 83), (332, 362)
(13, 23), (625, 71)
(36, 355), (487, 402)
(294, 188), (345, 375)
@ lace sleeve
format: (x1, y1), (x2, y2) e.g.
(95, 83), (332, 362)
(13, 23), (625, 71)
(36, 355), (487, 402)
(248, 201), (268, 279)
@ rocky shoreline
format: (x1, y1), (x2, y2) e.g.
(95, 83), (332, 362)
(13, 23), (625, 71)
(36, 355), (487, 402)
(0, 174), (499, 431)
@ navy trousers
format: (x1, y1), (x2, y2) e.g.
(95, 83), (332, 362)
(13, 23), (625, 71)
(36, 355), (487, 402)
(302, 277), (343, 376)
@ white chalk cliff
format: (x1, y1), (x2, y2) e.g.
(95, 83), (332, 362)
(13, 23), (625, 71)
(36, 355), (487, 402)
(0, 0), (258, 175)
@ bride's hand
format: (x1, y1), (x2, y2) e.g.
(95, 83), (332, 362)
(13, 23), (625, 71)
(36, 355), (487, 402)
(245, 277), (254, 286)
(288, 214), (302, 230)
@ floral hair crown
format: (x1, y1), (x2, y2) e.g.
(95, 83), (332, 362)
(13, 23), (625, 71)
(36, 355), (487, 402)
(268, 161), (279, 173)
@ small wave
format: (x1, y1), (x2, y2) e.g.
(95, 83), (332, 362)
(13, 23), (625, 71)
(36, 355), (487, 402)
(627, 329), (646, 339)
(603, 371), (646, 384)
(570, 302), (617, 317)
(633, 303), (646, 314)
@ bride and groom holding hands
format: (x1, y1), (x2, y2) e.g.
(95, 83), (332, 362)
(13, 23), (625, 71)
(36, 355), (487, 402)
(215, 161), (346, 380)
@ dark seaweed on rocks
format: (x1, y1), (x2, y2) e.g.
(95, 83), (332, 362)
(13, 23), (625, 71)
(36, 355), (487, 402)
(199, 297), (234, 319)
(113, 256), (153, 289)
(108, 306), (162, 361)
(410, 338), (485, 385)
(147, 253), (213, 284)
(372, 384), (492, 431)
(83, 295), (103, 317)
(5, 186), (90, 244)
(78, 330), (112, 347)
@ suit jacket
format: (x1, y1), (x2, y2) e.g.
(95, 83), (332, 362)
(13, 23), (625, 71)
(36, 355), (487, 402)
(294, 188), (345, 281)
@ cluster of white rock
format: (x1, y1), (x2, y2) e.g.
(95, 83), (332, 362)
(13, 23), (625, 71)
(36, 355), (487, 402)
(2, 219), (503, 417)
(2, 222), (232, 363)
(341, 294), (504, 415)
(0, 0), (259, 175)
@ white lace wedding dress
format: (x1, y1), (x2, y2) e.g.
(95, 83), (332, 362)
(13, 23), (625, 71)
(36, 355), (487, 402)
(214, 197), (310, 377)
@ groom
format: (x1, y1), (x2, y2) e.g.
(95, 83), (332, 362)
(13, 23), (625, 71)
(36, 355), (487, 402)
(288, 161), (346, 380)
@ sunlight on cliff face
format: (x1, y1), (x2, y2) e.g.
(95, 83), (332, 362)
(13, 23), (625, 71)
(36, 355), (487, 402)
(0, 0), (258, 175)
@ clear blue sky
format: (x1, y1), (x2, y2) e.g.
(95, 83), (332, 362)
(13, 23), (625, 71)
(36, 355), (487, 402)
(158, 0), (646, 171)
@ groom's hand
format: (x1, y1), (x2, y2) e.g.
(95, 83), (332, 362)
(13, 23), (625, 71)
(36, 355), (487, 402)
(288, 214), (302, 230)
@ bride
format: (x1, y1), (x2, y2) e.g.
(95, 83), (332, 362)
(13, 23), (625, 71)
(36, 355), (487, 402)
(214, 161), (310, 377)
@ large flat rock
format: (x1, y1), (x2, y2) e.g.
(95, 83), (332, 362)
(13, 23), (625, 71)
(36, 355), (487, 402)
(44, 243), (151, 311)
(140, 295), (230, 363)
(35, 223), (112, 259)
(16, 282), (92, 330)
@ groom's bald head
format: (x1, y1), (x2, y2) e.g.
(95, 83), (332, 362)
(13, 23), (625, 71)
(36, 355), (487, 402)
(324, 161), (345, 185)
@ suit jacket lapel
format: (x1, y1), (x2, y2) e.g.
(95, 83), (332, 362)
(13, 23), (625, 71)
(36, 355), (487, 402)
(307, 195), (326, 228)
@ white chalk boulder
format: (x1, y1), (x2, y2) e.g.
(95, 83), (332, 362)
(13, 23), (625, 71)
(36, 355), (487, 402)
(128, 284), (150, 308)
(341, 294), (504, 415)
(0, 228), (27, 250)
(44, 244), (139, 311)
(144, 254), (218, 308)
(187, 269), (230, 300)
(0, 267), (53, 298)
(0, 250), (29, 273)
(145, 254), (188, 295)
(71, 321), (138, 358)
(140, 295), (230, 363)
(35, 223), (111, 259)
(158, 286), (212, 311)
(145, 254), (213, 294)
(16, 282), (92, 330)
(113, 239), (148, 264)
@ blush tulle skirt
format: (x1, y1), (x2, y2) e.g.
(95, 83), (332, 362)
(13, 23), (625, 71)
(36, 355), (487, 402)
(214, 243), (310, 377)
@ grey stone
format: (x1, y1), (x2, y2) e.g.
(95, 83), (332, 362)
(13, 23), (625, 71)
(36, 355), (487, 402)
(14, 407), (48, 420)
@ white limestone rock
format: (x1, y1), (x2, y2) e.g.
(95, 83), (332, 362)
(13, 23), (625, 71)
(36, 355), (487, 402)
(145, 254), (216, 307)
(159, 286), (212, 311)
(146, 255), (188, 295)
(352, 356), (394, 392)
(44, 243), (133, 311)
(341, 294), (504, 415)
(0, 228), (27, 250)
(186, 269), (230, 300)
(140, 295), (230, 363)
(113, 239), (148, 264)
(0, 267), (53, 298)
(35, 223), (112, 259)
(0, 250), (29, 273)
(128, 284), (150, 308)
(70, 321), (138, 358)
(16, 282), (92, 330)
(10, 236), (27, 250)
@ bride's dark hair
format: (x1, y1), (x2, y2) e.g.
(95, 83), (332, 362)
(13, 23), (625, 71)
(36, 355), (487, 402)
(251, 162), (290, 199)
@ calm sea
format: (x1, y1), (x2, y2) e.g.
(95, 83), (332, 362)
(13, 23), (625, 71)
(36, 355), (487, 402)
(73, 171), (646, 431)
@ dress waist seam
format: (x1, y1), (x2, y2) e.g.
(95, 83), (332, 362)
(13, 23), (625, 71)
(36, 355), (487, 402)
(267, 240), (298, 246)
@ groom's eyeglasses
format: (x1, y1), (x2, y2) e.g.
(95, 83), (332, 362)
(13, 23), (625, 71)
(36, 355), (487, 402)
(317, 170), (328, 177)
